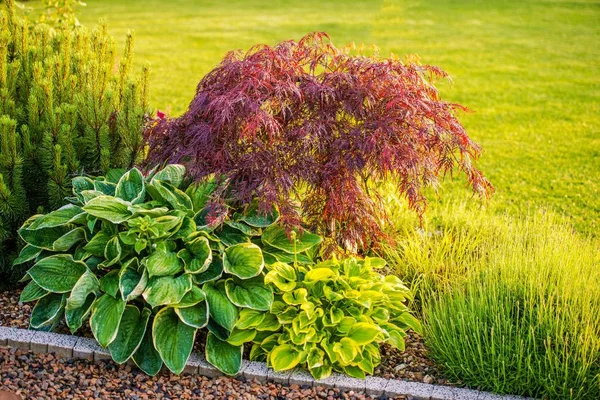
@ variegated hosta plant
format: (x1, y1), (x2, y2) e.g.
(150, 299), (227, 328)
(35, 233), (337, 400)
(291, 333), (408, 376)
(14, 164), (319, 376)
(243, 257), (421, 380)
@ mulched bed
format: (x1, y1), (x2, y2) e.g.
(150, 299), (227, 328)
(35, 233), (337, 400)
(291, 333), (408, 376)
(1, 287), (452, 394)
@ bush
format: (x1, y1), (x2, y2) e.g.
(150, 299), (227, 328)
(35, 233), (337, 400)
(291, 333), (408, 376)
(250, 256), (420, 379)
(145, 32), (492, 254)
(381, 202), (600, 399)
(0, 0), (150, 285)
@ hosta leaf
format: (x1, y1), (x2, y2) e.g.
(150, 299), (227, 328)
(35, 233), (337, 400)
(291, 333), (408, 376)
(223, 243), (264, 279)
(235, 309), (266, 330)
(333, 337), (359, 365)
(176, 286), (205, 308)
(143, 274), (192, 308)
(132, 321), (163, 376)
(186, 179), (217, 212)
(12, 245), (42, 266)
(205, 333), (242, 376)
(109, 306), (151, 364)
(65, 293), (95, 333)
(115, 168), (146, 204)
(84, 231), (112, 257)
(146, 249), (183, 277)
(224, 276), (273, 311)
(66, 269), (100, 310)
(343, 365), (366, 379)
(175, 302), (209, 329)
(27, 204), (85, 230)
(347, 322), (382, 345)
(282, 288), (308, 305)
(270, 344), (303, 371)
(153, 307), (196, 374)
(100, 270), (120, 298)
(237, 203), (279, 228)
(18, 225), (71, 250)
(20, 280), (47, 302)
(52, 227), (86, 251)
(192, 256), (223, 284)
(184, 237), (212, 274)
(83, 195), (132, 224)
(207, 318), (231, 341)
(28, 254), (87, 293)
(90, 293), (126, 347)
(94, 180), (117, 196)
(30, 293), (66, 329)
(254, 313), (281, 332)
(119, 259), (148, 301)
(103, 236), (122, 267)
(203, 281), (238, 332)
(72, 176), (94, 197)
(262, 225), (322, 254)
(226, 328), (256, 346)
(148, 180), (193, 212)
(304, 268), (336, 283)
(151, 164), (185, 188)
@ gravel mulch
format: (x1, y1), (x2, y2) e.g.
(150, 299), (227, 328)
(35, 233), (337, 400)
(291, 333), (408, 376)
(1, 347), (407, 400)
(1, 287), (452, 390)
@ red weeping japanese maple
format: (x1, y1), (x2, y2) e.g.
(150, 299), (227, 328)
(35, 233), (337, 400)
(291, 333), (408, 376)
(145, 32), (493, 252)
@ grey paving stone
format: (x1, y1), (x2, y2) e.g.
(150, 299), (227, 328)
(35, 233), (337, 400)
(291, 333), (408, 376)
(449, 387), (480, 400)
(335, 375), (366, 392)
(430, 385), (458, 400)
(243, 361), (269, 383)
(5, 327), (35, 351)
(365, 376), (389, 396)
(289, 369), (315, 387)
(30, 331), (63, 354)
(385, 380), (435, 400)
(267, 367), (293, 384)
(192, 352), (222, 378)
(93, 343), (111, 361)
(0, 326), (14, 346)
(46, 333), (78, 359)
(73, 337), (100, 360)
(314, 372), (343, 389)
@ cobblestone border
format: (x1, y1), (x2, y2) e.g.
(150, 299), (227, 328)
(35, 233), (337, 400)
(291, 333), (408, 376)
(0, 326), (530, 400)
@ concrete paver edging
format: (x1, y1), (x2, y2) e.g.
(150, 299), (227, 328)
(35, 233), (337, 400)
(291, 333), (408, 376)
(0, 326), (530, 400)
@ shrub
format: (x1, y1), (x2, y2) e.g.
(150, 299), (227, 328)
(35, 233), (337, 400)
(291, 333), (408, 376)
(249, 256), (420, 379)
(145, 32), (493, 254)
(0, 0), (150, 285)
(15, 164), (318, 375)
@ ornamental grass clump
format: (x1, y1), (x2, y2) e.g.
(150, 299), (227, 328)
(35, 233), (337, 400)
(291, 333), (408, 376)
(0, 0), (150, 285)
(145, 32), (493, 253)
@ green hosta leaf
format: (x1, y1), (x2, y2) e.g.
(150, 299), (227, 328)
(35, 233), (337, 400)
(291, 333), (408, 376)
(27, 204), (85, 230)
(83, 195), (132, 224)
(282, 288), (308, 305)
(264, 262), (297, 292)
(119, 260), (148, 301)
(262, 225), (322, 254)
(347, 322), (382, 345)
(333, 337), (359, 365)
(207, 318), (231, 341)
(80, 190), (104, 203)
(175, 302), (209, 329)
(184, 237), (212, 274)
(270, 344), (303, 371)
(132, 321), (163, 376)
(52, 227), (87, 251)
(304, 268), (336, 283)
(72, 176), (94, 198)
(143, 274), (192, 308)
(28, 255), (87, 293)
(103, 236), (122, 267)
(20, 280), (47, 303)
(203, 281), (238, 332)
(225, 221), (260, 236)
(30, 293), (66, 329)
(115, 168), (146, 204)
(84, 231), (112, 257)
(343, 365), (366, 379)
(216, 226), (249, 246)
(109, 306), (151, 364)
(235, 309), (266, 330)
(100, 270), (120, 298)
(226, 328), (256, 346)
(307, 346), (325, 369)
(94, 180), (117, 196)
(186, 179), (217, 212)
(18, 225), (71, 250)
(176, 286), (205, 308)
(66, 269), (100, 310)
(223, 243), (264, 279)
(151, 164), (185, 188)
(13, 245), (42, 266)
(237, 203), (279, 228)
(153, 307), (197, 374)
(65, 293), (95, 333)
(146, 249), (183, 278)
(148, 180), (193, 212)
(193, 257), (224, 284)
(205, 333), (242, 376)
(90, 293), (126, 347)
(255, 313), (281, 332)
(224, 276), (273, 311)
(263, 248), (313, 265)
(311, 363), (333, 380)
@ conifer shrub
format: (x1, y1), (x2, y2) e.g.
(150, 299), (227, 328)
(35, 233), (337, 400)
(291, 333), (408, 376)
(145, 32), (493, 253)
(0, 0), (150, 285)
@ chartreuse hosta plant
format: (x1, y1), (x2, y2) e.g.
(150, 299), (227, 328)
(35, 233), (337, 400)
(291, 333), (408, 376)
(14, 164), (323, 376)
(246, 256), (421, 380)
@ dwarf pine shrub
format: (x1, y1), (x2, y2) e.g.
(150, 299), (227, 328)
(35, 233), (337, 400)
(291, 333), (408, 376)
(0, 0), (150, 285)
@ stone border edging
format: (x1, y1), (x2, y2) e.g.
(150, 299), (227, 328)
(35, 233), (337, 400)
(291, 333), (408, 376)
(0, 326), (527, 400)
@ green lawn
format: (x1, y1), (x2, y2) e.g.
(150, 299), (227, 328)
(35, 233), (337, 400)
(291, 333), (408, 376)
(28, 0), (600, 234)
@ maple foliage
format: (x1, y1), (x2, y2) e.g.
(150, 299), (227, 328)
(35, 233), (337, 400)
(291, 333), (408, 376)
(145, 32), (493, 252)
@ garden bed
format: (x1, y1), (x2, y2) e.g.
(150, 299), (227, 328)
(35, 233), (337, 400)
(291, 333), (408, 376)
(0, 288), (450, 386)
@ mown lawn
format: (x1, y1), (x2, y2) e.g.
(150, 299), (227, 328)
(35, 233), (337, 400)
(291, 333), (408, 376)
(26, 0), (600, 234)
